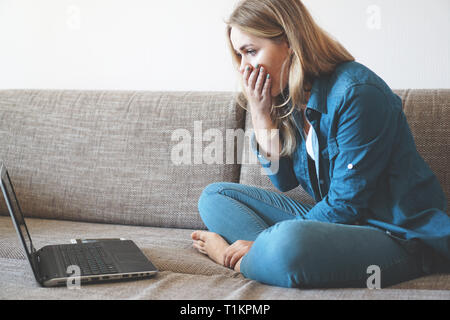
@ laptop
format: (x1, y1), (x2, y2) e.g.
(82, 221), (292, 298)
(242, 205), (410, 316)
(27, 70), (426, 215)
(0, 162), (158, 287)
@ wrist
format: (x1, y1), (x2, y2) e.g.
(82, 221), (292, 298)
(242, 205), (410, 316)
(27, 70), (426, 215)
(251, 112), (274, 130)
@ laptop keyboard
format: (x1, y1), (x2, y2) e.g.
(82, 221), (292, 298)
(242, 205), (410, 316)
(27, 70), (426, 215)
(57, 243), (118, 276)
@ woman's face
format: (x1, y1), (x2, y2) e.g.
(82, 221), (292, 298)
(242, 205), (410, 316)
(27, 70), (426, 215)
(230, 27), (291, 97)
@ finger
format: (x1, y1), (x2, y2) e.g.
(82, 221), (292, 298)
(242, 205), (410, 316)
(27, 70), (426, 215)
(243, 65), (252, 87)
(223, 248), (233, 267)
(229, 251), (244, 269)
(248, 65), (260, 91)
(262, 73), (271, 98)
(224, 247), (238, 268)
(225, 243), (245, 268)
(255, 66), (266, 95)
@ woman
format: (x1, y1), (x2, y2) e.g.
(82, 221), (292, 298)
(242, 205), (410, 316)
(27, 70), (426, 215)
(191, 0), (450, 288)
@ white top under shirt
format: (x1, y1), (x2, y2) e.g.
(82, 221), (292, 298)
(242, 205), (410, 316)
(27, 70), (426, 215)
(305, 126), (315, 161)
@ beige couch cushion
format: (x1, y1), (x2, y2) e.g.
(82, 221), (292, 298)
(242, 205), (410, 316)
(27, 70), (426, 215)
(0, 217), (449, 299)
(0, 90), (245, 229)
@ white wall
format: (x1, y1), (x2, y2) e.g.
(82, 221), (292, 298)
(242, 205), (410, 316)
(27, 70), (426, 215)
(0, 0), (449, 91)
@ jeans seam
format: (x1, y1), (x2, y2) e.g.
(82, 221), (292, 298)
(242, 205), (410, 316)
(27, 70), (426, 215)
(217, 187), (306, 219)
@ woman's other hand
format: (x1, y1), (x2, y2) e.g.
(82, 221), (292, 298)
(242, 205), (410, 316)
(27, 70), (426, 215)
(223, 239), (254, 270)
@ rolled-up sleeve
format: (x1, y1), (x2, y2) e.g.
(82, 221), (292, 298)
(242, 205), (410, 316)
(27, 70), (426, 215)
(250, 130), (299, 192)
(306, 84), (397, 224)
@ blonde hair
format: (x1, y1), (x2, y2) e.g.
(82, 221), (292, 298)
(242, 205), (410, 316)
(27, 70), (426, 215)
(225, 0), (355, 157)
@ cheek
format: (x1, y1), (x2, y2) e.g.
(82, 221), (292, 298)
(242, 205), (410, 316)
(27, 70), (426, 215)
(262, 59), (283, 83)
(252, 53), (264, 69)
(251, 52), (286, 94)
(253, 50), (274, 69)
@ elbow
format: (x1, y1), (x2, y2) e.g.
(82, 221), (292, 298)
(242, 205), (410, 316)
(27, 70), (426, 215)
(307, 197), (363, 225)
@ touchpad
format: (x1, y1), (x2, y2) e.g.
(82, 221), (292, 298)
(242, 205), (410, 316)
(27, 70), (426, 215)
(113, 252), (144, 263)
(101, 240), (156, 272)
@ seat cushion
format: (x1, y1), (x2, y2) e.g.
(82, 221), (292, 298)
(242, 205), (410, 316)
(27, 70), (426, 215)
(1, 217), (449, 299)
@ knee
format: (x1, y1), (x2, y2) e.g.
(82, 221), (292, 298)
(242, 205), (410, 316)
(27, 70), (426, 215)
(269, 220), (318, 268)
(197, 182), (235, 219)
(200, 182), (224, 198)
(198, 182), (223, 209)
(248, 220), (324, 288)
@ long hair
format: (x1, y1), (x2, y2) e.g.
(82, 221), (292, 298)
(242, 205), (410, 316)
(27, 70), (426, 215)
(225, 0), (355, 157)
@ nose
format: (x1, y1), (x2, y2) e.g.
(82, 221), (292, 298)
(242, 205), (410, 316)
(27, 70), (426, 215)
(239, 57), (248, 74)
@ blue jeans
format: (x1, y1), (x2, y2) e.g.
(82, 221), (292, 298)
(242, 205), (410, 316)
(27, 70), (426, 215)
(197, 182), (425, 288)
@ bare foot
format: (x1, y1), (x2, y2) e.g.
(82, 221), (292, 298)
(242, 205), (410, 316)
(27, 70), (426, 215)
(191, 231), (230, 266)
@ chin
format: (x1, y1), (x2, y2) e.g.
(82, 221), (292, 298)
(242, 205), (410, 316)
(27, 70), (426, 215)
(271, 87), (283, 98)
(271, 87), (281, 97)
(271, 81), (288, 98)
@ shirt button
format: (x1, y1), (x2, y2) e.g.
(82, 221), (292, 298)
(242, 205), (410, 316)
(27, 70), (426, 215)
(347, 163), (354, 170)
(319, 179), (324, 185)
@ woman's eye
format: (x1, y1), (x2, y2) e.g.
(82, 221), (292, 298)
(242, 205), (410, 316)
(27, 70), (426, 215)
(235, 50), (256, 58)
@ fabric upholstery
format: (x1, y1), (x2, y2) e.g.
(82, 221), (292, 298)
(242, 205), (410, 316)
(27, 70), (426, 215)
(0, 88), (448, 299)
(0, 217), (448, 299)
(0, 90), (245, 229)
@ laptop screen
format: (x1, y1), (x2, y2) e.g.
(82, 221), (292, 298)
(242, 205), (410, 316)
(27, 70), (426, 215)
(0, 164), (35, 258)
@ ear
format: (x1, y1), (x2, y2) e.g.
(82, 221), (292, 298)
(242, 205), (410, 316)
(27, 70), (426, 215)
(288, 47), (294, 56)
(285, 41), (293, 53)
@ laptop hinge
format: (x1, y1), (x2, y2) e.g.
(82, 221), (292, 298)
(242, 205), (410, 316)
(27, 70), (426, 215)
(30, 250), (44, 283)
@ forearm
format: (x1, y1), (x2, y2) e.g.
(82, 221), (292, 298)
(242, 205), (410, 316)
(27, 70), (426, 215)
(251, 112), (282, 161)
(250, 112), (299, 193)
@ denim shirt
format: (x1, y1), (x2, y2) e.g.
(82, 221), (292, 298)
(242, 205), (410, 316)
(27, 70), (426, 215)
(251, 61), (450, 270)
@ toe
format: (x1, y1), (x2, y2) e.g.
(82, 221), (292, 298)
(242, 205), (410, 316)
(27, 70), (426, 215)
(191, 230), (201, 240)
(193, 240), (204, 247)
(192, 240), (207, 255)
(193, 230), (210, 241)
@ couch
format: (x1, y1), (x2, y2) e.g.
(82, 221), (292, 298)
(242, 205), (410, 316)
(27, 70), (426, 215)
(0, 88), (449, 300)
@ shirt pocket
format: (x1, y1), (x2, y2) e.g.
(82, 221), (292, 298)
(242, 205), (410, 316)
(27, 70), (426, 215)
(322, 139), (340, 179)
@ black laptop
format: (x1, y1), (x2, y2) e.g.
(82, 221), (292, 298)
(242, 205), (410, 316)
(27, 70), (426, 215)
(0, 162), (158, 287)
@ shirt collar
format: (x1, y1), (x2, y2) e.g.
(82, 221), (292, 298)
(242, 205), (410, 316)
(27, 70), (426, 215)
(306, 74), (328, 114)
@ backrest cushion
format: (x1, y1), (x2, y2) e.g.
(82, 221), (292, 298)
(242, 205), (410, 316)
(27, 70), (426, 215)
(0, 90), (245, 229)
